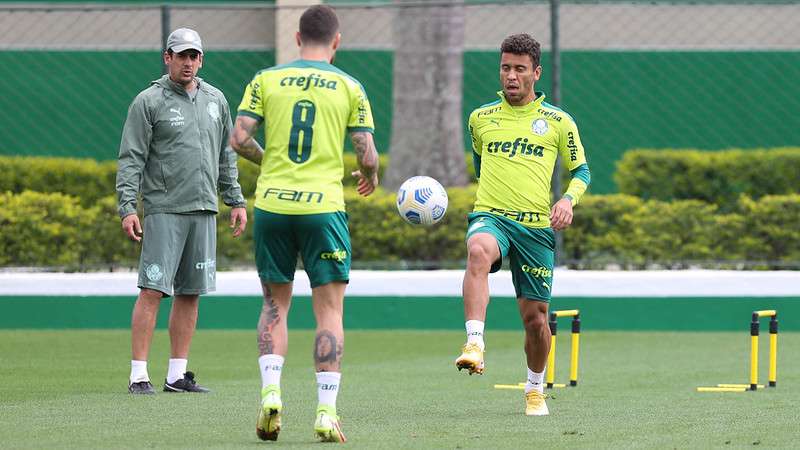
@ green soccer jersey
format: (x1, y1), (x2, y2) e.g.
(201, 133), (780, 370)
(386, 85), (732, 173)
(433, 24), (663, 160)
(469, 91), (590, 228)
(237, 59), (375, 214)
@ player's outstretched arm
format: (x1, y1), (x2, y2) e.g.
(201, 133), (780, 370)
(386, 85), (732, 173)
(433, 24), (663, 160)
(349, 131), (379, 197)
(230, 115), (264, 165)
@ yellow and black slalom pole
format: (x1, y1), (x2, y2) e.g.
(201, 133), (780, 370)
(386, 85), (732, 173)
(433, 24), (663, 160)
(546, 309), (580, 389)
(570, 312), (581, 387)
(546, 313), (558, 389)
(769, 313), (778, 388)
(750, 312), (760, 391)
(750, 310), (778, 391)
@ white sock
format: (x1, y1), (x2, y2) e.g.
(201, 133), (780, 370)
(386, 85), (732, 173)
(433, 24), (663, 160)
(465, 320), (485, 350)
(525, 367), (545, 393)
(166, 358), (188, 384)
(316, 371), (341, 408)
(259, 354), (285, 389)
(130, 360), (149, 384)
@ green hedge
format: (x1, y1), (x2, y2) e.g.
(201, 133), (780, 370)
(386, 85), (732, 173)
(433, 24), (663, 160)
(615, 148), (800, 210)
(0, 157), (117, 206)
(2, 189), (799, 270)
(0, 191), (136, 268)
(0, 154), (402, 204)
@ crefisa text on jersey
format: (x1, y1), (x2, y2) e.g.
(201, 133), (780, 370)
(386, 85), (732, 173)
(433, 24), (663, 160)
(566, 131), (578, 161)
(280, 73), (338, 91)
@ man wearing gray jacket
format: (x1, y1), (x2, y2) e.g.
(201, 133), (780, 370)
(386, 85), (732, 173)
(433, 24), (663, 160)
(116, 28), (247, 395)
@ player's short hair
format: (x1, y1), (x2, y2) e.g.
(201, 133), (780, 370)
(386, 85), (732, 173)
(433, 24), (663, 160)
(500, 34), (541, 67)
(299, 5), (340, 45)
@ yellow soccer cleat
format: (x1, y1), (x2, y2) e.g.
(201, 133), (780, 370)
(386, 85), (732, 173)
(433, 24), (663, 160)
(256, 385), (282, 441)
(524, 390), (550, 416)
(455, 343), (485, 375)
(314, 405), (347, 443)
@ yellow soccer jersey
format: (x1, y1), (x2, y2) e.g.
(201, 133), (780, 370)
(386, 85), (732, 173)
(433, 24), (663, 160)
(469, 91), (590, 228)
(238, 59), (375, 214)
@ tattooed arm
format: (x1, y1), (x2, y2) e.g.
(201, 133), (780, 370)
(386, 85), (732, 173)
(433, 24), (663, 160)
(349, 131), (379, 197)
(230, 115), (264, 165)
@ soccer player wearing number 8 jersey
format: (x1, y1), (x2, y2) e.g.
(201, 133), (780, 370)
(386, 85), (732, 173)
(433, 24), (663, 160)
(455, 34), (591, 416)
(230, 5), (379, 443)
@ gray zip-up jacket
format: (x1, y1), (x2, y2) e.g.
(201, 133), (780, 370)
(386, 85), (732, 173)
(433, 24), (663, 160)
(116, 75), (245, 217)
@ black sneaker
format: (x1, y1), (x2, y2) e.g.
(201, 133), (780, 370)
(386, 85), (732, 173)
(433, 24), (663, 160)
(163, 371), (210, 393)
(128, 381), (155, 395)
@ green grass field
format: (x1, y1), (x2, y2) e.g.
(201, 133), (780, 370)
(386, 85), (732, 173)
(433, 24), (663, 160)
(1, 329), (798, 449)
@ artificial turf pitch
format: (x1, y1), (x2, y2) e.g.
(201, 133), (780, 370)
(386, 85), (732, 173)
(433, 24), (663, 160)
(1, 330), (798, 449)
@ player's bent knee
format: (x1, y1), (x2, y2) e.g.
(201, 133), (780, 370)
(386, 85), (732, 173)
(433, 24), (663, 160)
(467, 243), (494, 271)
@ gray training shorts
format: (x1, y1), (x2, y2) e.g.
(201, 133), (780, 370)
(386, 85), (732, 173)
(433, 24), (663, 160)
(137, 212), (216, 297)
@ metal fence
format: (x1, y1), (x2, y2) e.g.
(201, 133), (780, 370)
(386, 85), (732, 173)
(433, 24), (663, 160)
(0, 0), (798, 269)
(1, 0), (798, 193)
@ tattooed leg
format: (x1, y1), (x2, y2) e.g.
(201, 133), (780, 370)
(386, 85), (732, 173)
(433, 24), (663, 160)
(257, 282), (291, 356)
(311, 282), (347, 372)
(314, 330), (344, 371)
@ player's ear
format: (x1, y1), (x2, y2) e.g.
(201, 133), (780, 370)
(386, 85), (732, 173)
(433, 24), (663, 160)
(332, 32), (341, 51)
(295, 31), (302, 48)
(533, 65), (542, 81)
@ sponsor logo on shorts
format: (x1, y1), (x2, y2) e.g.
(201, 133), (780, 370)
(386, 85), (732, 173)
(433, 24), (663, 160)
(521, 265), (552, 278)
(195, 259), (216, 270)
(145, 263), (164, 282)
(320, 249), (347, 262)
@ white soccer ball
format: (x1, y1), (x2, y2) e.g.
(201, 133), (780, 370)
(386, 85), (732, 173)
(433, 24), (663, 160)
(396, 176), (448, 226)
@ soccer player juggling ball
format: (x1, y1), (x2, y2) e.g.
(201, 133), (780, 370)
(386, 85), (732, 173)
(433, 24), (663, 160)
(455, 34), (591, 416)
(229, 5), (379, 444)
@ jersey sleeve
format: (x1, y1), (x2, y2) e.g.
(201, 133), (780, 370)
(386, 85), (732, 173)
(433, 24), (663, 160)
(559, 117), (591, 205)
(468, 110), (482, 178)
(347, 83), (374, 133)
(559, 117), (587, 171)
(237, 74), (265, 123)
(469, 110), (482, 156)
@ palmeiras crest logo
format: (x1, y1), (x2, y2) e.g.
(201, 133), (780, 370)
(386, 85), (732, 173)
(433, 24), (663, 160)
(145, 263), (164, 282)
(207, 102), (220, 120)
(532, 118), (548, 136)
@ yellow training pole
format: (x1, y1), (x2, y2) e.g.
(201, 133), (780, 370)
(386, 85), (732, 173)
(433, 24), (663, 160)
(569, 314), (581, 386)
(570, 332), (579, 385)
(697, 387), (747, 393)
(546, 312), (557, 388)
(769, 315), (778, 387)
(750, 312), (760, 391)
(546, 335), (556, 388)
(555, 309), (579, 318)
